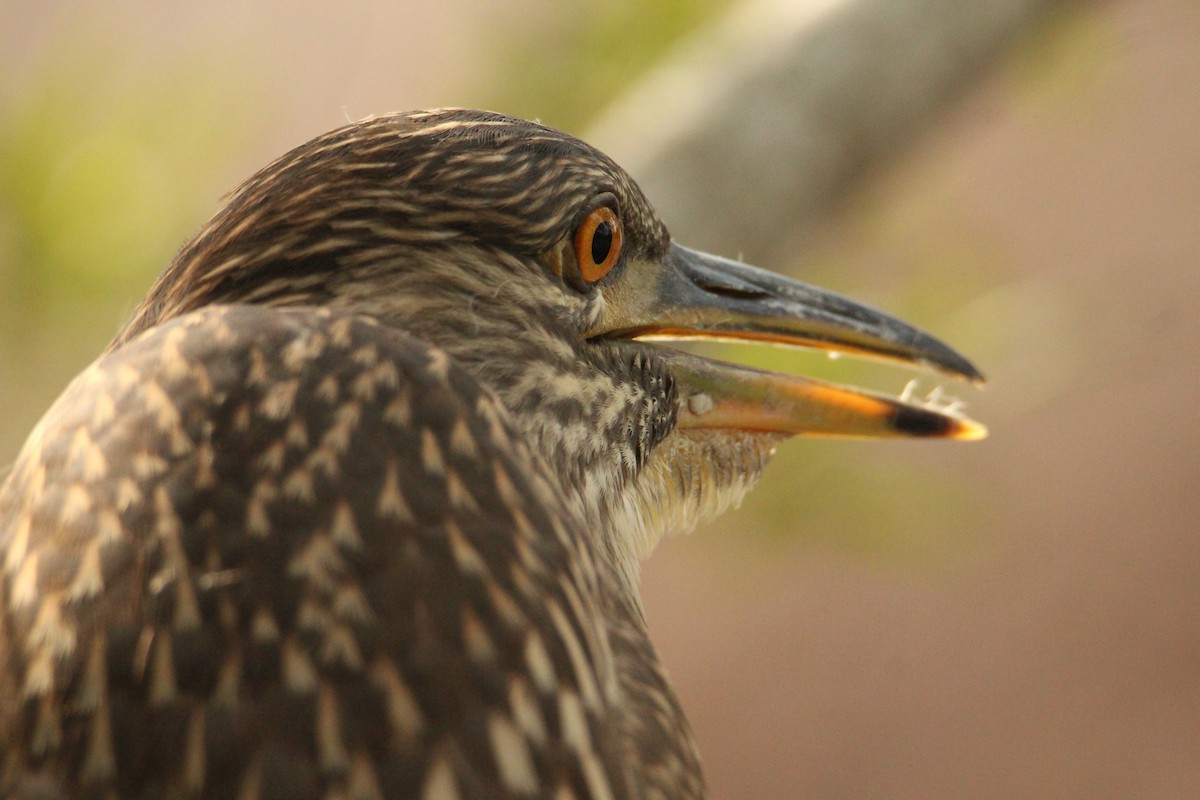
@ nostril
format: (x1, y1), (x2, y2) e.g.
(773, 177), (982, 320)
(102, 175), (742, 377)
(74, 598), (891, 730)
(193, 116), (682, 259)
(693, 277), (770, 300)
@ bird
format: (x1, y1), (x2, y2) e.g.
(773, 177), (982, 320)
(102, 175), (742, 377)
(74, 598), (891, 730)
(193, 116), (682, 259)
(0, 108), (984, 800)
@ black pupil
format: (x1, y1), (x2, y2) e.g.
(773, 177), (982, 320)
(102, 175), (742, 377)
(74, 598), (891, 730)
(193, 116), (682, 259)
(590, 221), (613, 265)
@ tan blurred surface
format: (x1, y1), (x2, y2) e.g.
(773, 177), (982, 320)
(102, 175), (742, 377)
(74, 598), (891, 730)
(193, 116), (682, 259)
(2, 1), (1198, 798)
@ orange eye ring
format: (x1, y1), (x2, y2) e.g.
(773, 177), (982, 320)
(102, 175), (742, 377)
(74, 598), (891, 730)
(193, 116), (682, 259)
(573, 206), (622, 285)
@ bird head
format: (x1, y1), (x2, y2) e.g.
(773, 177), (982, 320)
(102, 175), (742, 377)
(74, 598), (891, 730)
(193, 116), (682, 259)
(118, 108), (984, 581)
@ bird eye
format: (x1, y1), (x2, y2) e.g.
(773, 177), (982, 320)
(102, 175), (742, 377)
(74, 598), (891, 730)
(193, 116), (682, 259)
(574, 206), (623, 285)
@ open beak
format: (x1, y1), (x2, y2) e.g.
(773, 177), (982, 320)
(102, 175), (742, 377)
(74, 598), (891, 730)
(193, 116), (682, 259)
(593, 243), (987, 440)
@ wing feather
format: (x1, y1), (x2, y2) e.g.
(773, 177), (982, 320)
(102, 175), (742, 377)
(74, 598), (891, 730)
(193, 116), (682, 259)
(0, 305), (631, 800)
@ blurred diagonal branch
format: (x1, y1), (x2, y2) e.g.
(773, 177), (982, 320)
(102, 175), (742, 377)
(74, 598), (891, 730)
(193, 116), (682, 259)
(589, 0), (1086, 262)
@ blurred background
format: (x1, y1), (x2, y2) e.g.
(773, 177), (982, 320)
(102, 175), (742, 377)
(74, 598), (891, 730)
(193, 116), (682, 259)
(1, 0), (1197, 797)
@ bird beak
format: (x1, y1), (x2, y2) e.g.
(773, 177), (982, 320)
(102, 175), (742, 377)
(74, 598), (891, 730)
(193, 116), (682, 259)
(594, 242), (987, 440)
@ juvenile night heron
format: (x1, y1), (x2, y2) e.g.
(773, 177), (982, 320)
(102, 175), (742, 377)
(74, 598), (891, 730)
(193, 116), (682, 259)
(0, 109), (983, 799)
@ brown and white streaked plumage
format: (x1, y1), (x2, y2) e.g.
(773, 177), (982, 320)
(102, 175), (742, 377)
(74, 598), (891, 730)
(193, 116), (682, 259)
(0, 109), (983, 799)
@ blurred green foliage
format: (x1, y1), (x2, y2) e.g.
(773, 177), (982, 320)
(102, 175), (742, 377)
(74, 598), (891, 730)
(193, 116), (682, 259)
(1005, 2), (1121, 118)
(0, 33), (263, 461)
(472, 0), (735, 130)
